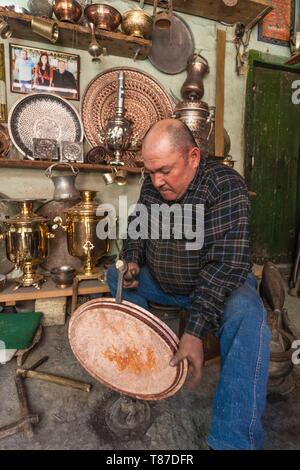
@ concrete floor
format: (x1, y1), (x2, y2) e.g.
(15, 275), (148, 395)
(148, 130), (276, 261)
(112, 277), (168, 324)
(0, 289), (300, 450)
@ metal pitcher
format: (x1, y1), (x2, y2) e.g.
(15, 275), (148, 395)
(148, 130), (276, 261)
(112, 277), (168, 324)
(181, 53), (210, 101)
(45, 163), (80, 201)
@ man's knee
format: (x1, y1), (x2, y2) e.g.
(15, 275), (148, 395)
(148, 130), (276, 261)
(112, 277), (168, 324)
(224, 284), (266, 324)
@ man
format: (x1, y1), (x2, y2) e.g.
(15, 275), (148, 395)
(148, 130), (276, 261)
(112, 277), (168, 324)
(107, 119), (271, 450)
(53, 60), (77, 98)
(14, 49), (34, 93)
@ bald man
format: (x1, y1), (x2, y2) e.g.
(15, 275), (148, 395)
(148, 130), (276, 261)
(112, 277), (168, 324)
(107, 119), (271, 450)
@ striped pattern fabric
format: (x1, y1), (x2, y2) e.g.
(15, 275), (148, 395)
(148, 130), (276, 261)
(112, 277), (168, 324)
(122, 157), (251, 339)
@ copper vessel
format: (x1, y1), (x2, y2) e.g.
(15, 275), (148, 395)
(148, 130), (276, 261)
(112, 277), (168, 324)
(173, 100), (211, 156)
(121, 10), (153, 39)
(55, 190), (110, 276)
(0, 200), (56, 289)
(53, 0), (82, 23)
(84, 3), (122, 31)
(181, 53), (210, 101)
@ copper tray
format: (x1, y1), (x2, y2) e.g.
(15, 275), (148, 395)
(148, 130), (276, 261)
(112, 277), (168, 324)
(81, 67), (174, 167)
(69, 298), (188, 400)
(149, 14), (194, 75)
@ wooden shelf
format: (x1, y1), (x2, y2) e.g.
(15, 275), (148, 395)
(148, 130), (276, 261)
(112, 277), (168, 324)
(134, 0), (272, 28)
(0, 158), (143, 174)
(0, 277), (109, 303)
(285, 52), (300, 66)
(0, 9), (151, 60)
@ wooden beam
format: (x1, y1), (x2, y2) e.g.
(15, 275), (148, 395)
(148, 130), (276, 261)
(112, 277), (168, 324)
(215, 29), (226, 158)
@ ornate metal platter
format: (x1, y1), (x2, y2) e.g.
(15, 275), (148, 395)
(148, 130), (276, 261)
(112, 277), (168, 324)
(69, 298), (188, 400)
(8, 93), (83, 158)
(149, 14), (195, 75)
(81, 67), (174, 167)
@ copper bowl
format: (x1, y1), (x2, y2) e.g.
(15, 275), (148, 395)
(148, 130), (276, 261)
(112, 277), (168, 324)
(121, 10), (153, 38)
(53, 0), (82, 24)
(84, 3), (122, 31)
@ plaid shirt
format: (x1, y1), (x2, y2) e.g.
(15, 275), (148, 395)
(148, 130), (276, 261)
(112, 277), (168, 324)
(122, 157), (251, 340)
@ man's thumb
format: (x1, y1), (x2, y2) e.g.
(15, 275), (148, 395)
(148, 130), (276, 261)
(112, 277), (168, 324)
(169, 350), (185, 367)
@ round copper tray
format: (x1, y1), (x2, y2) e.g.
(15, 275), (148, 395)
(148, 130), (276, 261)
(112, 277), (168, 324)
(69, 298), (188, 400)
(81, 67), (174, 167)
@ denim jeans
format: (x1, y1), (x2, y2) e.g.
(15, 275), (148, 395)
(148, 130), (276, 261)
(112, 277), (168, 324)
(107, 265), (271, 450)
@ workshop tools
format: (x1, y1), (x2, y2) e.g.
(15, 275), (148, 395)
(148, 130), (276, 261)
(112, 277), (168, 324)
(16, 356), (92, 393)
(0, 415), (39, 440)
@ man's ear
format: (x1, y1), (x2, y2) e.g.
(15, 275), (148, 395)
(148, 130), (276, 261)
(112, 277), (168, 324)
(189, 147), (201, 168)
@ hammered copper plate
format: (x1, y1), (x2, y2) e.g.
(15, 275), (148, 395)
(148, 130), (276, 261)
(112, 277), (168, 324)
(69, 298), (187, 400)
(81, 67), (174, 167)
(149, 15), (194, 75)
(8, 93), (83, 158)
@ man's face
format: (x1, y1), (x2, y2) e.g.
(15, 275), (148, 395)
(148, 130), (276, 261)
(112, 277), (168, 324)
(58, 61), (66, 73)
(143, 140), (200, 201)
(21, 50), (27, 60)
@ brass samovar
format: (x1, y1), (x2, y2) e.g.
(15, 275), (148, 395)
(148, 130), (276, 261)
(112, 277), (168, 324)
(55, 190), (110, 276)
(0, 200), (56, 289)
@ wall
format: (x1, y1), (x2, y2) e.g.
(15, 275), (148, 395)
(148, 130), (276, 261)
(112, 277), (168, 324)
(0, 0), (291, 209)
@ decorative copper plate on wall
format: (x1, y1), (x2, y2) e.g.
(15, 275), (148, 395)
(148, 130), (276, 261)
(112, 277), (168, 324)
(81, 67), (174, 167)
(69, 298), (188, 400)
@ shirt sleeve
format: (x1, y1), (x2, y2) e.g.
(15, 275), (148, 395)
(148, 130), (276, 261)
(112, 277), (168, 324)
(121, 180), (148, 266)
(185, 179), (251, 340)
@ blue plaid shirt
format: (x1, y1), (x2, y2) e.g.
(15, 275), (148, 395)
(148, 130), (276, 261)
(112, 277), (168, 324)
(122, 157), (251, 339)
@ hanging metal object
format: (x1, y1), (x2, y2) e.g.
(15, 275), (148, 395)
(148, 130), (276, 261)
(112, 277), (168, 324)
(153, 0), (173, 30)
(180, 53), (210, 101)
(31, 17), (59, 44)
(87, 22), (102, 62)
(234, 22), (252, 76)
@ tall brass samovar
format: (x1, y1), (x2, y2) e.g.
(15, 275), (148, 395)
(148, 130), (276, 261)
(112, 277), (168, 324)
(55, 190), (110, 276)
(0, 200), (56, 289)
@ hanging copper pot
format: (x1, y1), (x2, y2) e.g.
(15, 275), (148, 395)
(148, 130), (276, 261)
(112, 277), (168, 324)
(181, 53), (210, 101)
(53, 0), (82, 23)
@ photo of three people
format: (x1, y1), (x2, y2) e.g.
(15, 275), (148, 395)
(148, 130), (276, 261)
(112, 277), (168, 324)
(10, 44), (80, 100)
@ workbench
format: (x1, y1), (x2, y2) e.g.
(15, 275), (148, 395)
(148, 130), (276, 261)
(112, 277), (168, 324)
(0, 277), (110, 306)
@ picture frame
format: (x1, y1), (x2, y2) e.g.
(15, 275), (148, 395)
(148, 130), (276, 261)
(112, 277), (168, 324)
(0, 43), (8, 123)
(258, 0), (294, 47)
(10, 44), (80, 100)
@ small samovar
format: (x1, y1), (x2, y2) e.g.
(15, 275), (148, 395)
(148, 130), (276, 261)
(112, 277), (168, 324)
(55, 190), (110, 277)
(0, 200), (56, 289)
(99, 71), (133, 166)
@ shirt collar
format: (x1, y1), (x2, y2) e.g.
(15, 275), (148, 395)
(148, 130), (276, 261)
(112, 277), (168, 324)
(187, 155), (206, 191)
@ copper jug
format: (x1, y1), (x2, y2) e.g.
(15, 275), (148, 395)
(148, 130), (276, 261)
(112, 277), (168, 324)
(181, 53), (210, 101)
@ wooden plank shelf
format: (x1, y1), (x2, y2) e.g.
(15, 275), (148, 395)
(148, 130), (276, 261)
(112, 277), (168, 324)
(0, 9), (151, 60)
(134, 0), (272, 28)
(0, 158), (143, 174)
(0, 277), (109, 303)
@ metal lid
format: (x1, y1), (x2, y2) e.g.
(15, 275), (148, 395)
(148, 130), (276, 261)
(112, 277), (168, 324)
(69, 298), (188, 400)
(174, 99), (209, 113)
(5, 200), (48, 224)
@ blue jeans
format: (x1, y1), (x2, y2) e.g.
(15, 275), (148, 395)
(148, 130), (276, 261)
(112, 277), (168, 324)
(107, 265), (271, 450)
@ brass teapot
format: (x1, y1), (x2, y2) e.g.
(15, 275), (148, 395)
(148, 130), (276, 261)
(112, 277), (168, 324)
(0, 200), (56, 289)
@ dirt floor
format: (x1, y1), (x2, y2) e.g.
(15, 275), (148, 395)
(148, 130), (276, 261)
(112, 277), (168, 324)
(0, 288), (300, 450)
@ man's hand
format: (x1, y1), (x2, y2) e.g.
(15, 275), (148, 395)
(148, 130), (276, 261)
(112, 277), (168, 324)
(123, 262), (140, 289)
(170, 333), (204, 390)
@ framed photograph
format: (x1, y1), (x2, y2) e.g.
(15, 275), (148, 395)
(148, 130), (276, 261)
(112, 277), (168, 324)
(0, 44), (8, 123)
(33, 138), (59, 161)
(258, 0), (294, 47)
(10, 44), (80, 100)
